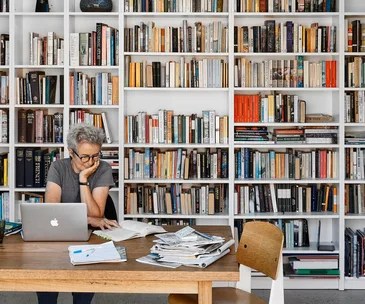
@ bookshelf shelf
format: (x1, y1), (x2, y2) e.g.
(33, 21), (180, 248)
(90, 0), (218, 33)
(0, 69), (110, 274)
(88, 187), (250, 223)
(344, 180), (365, 184)
(234, 122), (340, 127)
(234, 144), (340, 149)
(13, 12), (64, 16)
(15, 188), (45, 192)
(282, 242), (339, 254)
(69, 66), (119, 70)
(124, 214), (230, 219)
(235, 53), (340, 57)
(124, 88), (229, 91)
(124, 179), (230, 184)
(69, 105), (119, 109)
(234, 88), (340, 91)
(124, 52), (229, 56)
(14, 143), (64, 148)
(124, 143), (230, 148)
(69, 12), (119, 17)
(234, 213), (339, 220)
(344, 214), (365, 219)
(14, 65), (64, 69)
(234, 179), (340, 184)
(124, 12), (229, 17)
(14, 104), (63, 108)
(344, 52), (365, 56)
(233, 12), (340, 17)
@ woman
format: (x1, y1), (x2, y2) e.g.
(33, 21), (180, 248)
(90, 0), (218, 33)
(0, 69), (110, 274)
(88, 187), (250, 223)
(37, 123), (119, 304)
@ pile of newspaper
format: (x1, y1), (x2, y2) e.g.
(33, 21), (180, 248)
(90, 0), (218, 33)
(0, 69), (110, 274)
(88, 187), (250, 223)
(136, 226), (235, 268)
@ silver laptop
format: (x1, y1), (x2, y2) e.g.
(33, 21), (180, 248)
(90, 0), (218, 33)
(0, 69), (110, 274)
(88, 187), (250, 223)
(20, 203), (92, 241)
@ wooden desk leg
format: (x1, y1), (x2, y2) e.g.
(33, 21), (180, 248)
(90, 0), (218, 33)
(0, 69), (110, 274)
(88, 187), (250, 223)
(198, 281), (212, 304)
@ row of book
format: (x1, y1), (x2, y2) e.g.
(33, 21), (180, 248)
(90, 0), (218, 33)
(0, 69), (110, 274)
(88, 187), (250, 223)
(234, 94), (307, 123)
(235, 0), (336, 13)
(345, 148), (365, 180)
(15, 73), (62, 105)
(345, 227), (365, 278)
(124, 184), (228, 215)
(125, 148), (228, 180)
(124, 21), (228, 53)
(235, 219), (310, 249)
(0, 192), (10, 221)
(346, 20), (365, 53)
(70, 24), (120, 66)
(345, 57), (365, 88)
(126, 57), (228, 88)
(70, 72), (119, 105)
(138, 218), (196, 227)
(274, 127), (337, 144)
(124, 0), (228, 12)
(234, 183), (337, 214)
(234, 23), (336, 53)
(345, 91), (365, 123)
(234, 57), (337, 88)
(124, 110), (228, 144)
(234, 126), (338, 144)
(29, 32), (64, 66)
(18, 110), (63, 144)
(345, 184), (365, 215)
(285, 255), (339, 279)
(69, 111), (112, 144)
(15, 148), (63, 188)
(345, 132), (365, 145)
(234, 148), (337, 180)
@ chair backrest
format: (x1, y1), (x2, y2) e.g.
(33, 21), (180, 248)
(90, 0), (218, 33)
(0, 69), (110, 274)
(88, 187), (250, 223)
(237, 221), (284, 280)
(104, 194), (118, 221)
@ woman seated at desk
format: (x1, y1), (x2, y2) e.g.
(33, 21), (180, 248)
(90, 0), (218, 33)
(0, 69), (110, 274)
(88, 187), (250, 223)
(37, 123), (119, 304)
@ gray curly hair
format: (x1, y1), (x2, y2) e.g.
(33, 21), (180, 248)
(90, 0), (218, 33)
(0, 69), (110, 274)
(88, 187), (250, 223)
(67, 123), (105, 151)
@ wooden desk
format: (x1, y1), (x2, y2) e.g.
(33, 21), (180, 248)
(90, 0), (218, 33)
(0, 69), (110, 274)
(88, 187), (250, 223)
(0, 225), (239, 304)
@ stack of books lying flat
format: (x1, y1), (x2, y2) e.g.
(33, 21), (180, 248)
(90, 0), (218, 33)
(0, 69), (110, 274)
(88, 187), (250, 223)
(136, 226), (235, 268)
(5, 221), (22, 236)
(284, 254), (340, 278)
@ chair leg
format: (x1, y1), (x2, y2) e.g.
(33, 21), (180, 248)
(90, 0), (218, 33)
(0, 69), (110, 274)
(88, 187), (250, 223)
(236, 264), (251, 293)
(269, 256), (284, 304)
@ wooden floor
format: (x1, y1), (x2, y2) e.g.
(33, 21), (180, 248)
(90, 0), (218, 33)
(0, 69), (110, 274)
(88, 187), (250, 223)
(1, 290), (365, 304)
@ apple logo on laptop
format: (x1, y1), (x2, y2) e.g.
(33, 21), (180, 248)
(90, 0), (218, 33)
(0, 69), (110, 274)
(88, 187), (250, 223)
(50, 218), (59, 227)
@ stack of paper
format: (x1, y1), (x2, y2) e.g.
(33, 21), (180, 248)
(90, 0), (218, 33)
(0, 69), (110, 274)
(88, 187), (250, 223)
(68, 241), (126, 265)
(136, 226), (234, 268)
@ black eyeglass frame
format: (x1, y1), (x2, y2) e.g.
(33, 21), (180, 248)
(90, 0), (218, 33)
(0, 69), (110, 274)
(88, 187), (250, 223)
(72, 149), (103, 163)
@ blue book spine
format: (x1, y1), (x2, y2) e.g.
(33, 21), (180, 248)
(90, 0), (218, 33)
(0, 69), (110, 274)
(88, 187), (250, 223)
(144, 148), (150, 178)
(97, 73), (102, 105)
(237, 151), (241, 179)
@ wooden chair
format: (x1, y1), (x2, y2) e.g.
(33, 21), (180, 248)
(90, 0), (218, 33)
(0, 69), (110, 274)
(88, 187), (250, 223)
(168, 221), (284, 304)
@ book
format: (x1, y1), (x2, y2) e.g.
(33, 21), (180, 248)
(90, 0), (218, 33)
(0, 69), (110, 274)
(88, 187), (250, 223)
(4, 221), (22, 236)
(68, 241), (124, 265)
(93, 220), (166, 242)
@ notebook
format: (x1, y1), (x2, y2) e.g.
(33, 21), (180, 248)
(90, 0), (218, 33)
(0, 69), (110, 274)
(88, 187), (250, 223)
(317, 220), (335, 251)
(21, 203), (92, 241)
(93, 220), (166, 242)
(68, 241), (124, 265)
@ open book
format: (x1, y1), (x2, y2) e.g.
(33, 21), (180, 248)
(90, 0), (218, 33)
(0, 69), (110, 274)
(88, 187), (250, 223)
(93, 220), (167, 242)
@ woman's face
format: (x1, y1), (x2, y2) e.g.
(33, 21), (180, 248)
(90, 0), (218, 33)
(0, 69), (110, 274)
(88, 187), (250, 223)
(69, 142), (101, 171)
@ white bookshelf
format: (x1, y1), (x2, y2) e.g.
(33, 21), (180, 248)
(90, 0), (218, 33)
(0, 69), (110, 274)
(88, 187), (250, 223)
(3, 0), (364, 291)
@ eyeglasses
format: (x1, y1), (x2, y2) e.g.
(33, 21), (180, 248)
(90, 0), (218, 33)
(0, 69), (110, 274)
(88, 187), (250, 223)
(72, 149), (103, 163)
